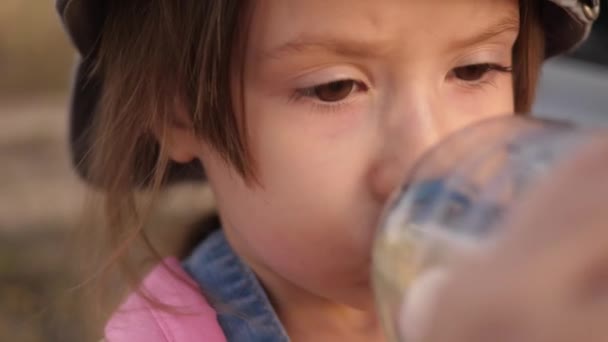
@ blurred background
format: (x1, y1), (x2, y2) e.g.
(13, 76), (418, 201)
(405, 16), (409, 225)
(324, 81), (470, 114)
(0, 1), (606, 341)
(0, 2), (214, 341)
(0, 2), (85, 341)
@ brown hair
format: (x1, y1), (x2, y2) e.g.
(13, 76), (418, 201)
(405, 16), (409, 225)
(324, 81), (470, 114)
(513, 0), (546, 112)
(81, 0), (251, 325)
(82, 0), (545, 324)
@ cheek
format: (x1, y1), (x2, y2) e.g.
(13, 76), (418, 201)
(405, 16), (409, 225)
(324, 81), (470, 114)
(246, 89), (378, 222)
(223, 94), (384, 290)
(445, 78), (515, 126)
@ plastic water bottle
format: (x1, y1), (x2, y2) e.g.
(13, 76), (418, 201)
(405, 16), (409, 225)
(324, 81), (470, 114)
(372, 116), (598, 341)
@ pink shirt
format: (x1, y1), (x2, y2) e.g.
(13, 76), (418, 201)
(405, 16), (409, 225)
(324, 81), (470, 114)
(104, 257), (227, 342)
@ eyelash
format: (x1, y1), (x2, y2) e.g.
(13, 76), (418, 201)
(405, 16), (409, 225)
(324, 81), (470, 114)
(290, 63), (513, 112)
(450, 63), (514, 89)
(290, 79), (368, 114)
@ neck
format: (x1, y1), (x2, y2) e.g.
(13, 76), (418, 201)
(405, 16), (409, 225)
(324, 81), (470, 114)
(247, 252), (385, 341)
(278, 295), (385, 342)
(222, 227), (386, 341)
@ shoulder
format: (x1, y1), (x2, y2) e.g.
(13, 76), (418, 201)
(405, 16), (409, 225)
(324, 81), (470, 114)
(104, 257), (226, 342)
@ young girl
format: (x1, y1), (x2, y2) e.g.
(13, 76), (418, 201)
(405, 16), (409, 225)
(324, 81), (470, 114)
(56, 0), (600, 340)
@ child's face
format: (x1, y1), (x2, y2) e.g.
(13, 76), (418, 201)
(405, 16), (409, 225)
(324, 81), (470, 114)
(198, 0), (518, 308)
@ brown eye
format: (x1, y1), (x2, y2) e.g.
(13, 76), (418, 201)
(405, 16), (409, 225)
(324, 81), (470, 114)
(314, 80), (356, 102)
(452, 64), (492, 82)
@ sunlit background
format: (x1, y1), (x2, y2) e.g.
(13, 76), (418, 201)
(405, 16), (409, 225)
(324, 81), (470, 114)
(0, 1), (606, 341)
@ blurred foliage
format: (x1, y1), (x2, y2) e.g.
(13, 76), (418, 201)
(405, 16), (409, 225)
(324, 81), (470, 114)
(0, 1), (73, 98)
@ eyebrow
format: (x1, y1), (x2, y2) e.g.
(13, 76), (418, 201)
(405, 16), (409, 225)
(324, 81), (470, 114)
(262, 35), (389, 61)
(449, 13), (520, 50)
(262, 12), (520, 61)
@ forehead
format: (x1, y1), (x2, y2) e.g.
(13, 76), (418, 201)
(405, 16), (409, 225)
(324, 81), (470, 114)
(248, 0), (519, 58)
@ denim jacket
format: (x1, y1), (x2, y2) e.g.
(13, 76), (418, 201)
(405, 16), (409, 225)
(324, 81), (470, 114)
(183, 230), (290, 342)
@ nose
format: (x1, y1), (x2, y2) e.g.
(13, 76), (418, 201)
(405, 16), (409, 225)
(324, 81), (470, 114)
(368, 89), (458, 203)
